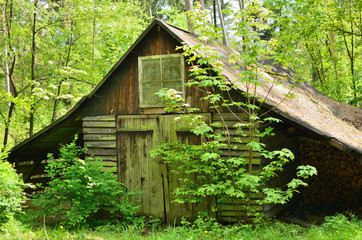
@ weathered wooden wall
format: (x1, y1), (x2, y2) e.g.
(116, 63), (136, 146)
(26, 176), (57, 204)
(82, 115), (117, 173)
(81, 111), (264, 223)
(81, 25), (208, 117)
(212, 112), (263, 222)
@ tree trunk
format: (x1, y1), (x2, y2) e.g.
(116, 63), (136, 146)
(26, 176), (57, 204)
(324, 0), (338, 84)
(341, 22), (356, 101)
(216, 0), (228, 46)
(199, 0), (205, 10)
(238, 0), (244, 10)
(29, 0), (38, 137)
(1, 0), (17, 150)
(52, 5), (74, 122)
(305, 43), (324, 86)
(328, 31), (339, 81)
(3, 102), (15, 150)
(52, 81), (62, 123)
(3, 1), (11, 108)
(185, 0), (193, 32)
(349, 4), (356, 101)
(213, 0), (217, 27)
(92, 0), (96, 67)
(339, 0), (358, 102)
(146, 0), (152, 17)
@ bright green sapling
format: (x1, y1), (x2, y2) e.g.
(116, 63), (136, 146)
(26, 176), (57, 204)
(152, 3), (317, 223)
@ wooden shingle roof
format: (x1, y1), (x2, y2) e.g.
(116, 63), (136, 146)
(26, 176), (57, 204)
(159, 20), (362, 156)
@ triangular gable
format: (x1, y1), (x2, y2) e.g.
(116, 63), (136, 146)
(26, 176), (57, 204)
(8, 20), (167, 161)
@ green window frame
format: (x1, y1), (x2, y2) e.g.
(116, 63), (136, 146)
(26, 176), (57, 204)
(138, 53), (185, 108)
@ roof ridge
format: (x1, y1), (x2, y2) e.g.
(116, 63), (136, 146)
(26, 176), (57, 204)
(155, 18), (200, 38)
(155, 18), (189, 33)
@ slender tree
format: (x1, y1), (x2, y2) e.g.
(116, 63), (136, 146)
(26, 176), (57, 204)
(0, 0), (147, 147)
(215, 0), (228, 46)
(199, 0), (205, 9)
(185, 0), (193, 32)
(265, 0), (362, 105)
(29, 0), (38, 137)
(1, 0), (16, 150)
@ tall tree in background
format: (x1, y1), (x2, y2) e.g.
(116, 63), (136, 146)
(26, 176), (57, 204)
(0, 0), (34, 149)
(0, 0), (147, 150)
(51, 0), (76, 122)
(1, 0), (17, 149)
(265, 0), (362, 106)
(199, 0), (205, 9)
(215, 0), (228, 46)
(29, 0), (38, 137)
(185, 0), (193, 32)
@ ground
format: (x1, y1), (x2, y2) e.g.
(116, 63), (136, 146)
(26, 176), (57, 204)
(1, 213), (361, 240)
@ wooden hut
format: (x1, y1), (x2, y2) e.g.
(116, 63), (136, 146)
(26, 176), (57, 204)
(7, 19), (362, 222)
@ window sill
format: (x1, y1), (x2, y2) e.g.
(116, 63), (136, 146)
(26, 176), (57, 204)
(140, 107), (186, 115)
(140, 107), (167, 115)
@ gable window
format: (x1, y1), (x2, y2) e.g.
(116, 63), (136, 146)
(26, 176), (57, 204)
(138, 54), (184, 107)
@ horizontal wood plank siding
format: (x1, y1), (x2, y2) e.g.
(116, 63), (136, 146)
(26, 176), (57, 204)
(83, 115), (117, 174)
(212, 112), (263, 222)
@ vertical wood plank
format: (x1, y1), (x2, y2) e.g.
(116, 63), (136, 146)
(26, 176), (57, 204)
(162, 162), (170, 222)
(118, 133), (127, 182)
(140, 133), (151, 215)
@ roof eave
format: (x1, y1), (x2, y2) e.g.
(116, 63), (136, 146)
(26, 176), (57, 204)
(8, 95), (88, 156)
(266, 101), (362, 157)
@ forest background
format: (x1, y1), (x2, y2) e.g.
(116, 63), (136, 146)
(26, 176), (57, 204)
(0, 0), (361, 151)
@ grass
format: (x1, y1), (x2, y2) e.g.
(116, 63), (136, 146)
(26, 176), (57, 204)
(0, 214), (361, 240)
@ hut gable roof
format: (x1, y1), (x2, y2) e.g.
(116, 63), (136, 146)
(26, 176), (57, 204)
(160, 20), (362, 155)
(8, 19), (362, 162)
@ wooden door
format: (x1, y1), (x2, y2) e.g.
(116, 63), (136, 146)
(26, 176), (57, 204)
(117, 115), (165, 219)
(159, 114), (213, 223)
(117, 114), (211, 222)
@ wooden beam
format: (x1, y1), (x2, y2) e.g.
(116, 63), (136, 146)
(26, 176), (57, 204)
(82, 115), (115, 121)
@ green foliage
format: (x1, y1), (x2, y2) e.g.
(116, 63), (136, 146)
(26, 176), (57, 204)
(33, 137), (137, 228)
(157, 7), (187, 30)
(0, 0), (148, 149)
(1, 213), (360, 240)
(323, 213), (351, 230)
(152, 3), (317, 223)
(265, 0), (362, 106)
(0, 152), (31, 226)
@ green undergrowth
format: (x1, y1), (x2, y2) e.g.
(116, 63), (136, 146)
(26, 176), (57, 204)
(1, 213), (360, 240)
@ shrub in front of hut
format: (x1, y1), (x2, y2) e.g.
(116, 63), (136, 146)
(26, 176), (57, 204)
(33, 137), (137, 228)
(0, 152), (31, 226)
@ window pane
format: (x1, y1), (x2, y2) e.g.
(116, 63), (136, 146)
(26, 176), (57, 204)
(162, 57), (182, 80)
(142, 82), (161, 105)
(163, 81), (182, 92)
(142, 59), (160, 81)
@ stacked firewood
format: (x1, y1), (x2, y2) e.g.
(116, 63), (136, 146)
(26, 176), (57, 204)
(299, 137), (361, 214)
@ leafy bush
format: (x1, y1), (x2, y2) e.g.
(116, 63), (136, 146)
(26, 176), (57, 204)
(33, 137), (137, 228)
(0, 153), (30, 226)
(153, 4), (317, 223)
(322, 213), (359, 231)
